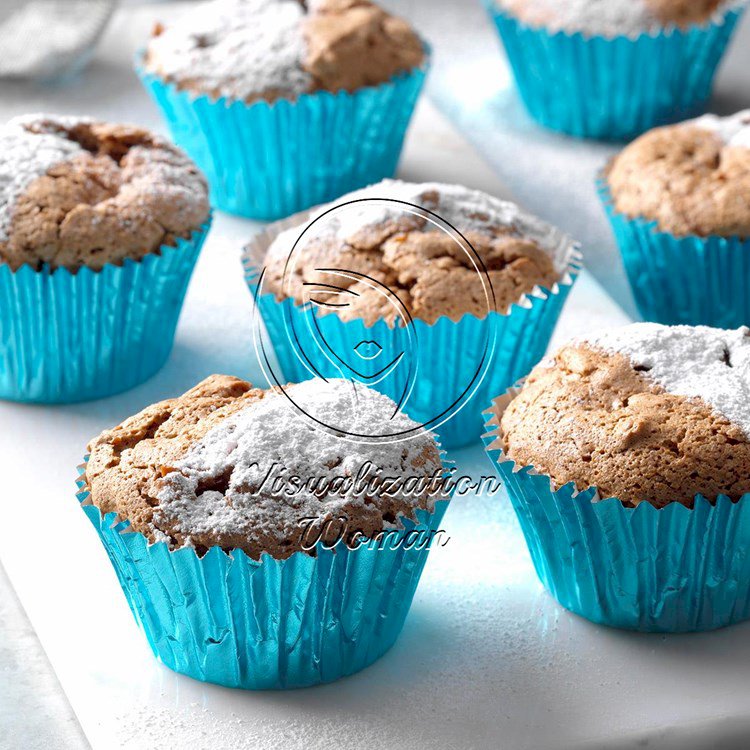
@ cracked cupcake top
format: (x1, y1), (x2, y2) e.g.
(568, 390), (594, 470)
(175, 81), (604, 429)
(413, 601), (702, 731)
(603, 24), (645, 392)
(261, 180), (567, 326)
(496, 0), (727, 36)
(606, 110), (750, 237)
(84, 375), (444, 560)
(0, 115), (210, 271)
(144, 0), (425, 103)
(495, 323), (750, 508)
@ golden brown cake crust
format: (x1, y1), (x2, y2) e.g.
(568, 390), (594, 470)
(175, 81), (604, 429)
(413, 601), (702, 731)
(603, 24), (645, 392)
(263, 187), (559, 326)
(495, 343), (750, 508)
(606, 124), (750, 237)
(304, 0), (424, 93)
(85, 375), (267, 542)
(84, 375), (442, 559)
(646, 0), (723, 26)
(0, 117), (210, 271)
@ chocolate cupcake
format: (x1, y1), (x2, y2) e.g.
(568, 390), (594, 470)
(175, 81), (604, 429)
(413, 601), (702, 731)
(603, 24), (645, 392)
(483, 0), (745, 139)
(485, 322), (750, 631)
(601, 110), (750, 327)
(0, 114), (210, 402)
(79, 374), (449, 688)
(244, 179), (581, 449)
(137, 0), (428, 219)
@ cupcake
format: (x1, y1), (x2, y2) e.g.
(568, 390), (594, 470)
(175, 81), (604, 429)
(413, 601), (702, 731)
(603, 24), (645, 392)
(484, 322), (750, 632)
(243, 179), (581, 449)
(601, 110), (750, 327)
(483, 0), (745, 139)
(78, 374), (449, 689)
(137, 0), (428, 220)
(0, 114), (210, 403)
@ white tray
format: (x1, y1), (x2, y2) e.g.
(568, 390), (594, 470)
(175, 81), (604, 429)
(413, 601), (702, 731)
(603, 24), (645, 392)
(4, 5), (750, 750)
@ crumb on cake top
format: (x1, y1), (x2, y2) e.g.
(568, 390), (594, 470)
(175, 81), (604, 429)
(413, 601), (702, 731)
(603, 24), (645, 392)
(144, 0), (425, 103)
(496, 323), (750, 507)
(261, 179), (570, 326)
(0, 114), (209, 271)
(84, 375), (445, 560)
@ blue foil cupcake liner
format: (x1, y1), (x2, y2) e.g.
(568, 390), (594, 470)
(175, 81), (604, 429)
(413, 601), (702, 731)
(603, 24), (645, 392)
(242, 212), (581, 450)
(599, 176), (750, 327)
(483, 1), (745, 140)
(136, 53), (429, 221)
(0, 221), (209, 403)
(483, 388), (750, 632)
(77, 462), (449, 690)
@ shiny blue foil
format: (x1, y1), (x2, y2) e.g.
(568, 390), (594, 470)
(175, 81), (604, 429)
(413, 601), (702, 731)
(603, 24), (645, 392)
(0, 222), (209, 403)
(77, 463), (449, 690)
(244, 263), (579, 451)
(599, 177), (750, 327)
(483, 2), (744, 140)
(136, 55), (429, 221)
(483, 409), (750, 632)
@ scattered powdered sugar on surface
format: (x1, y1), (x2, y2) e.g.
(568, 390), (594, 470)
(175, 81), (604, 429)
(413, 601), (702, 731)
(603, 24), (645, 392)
(266, 179), (572, 274)
(0, 115), (85, 242)
(586, 323), (750, 437)
(146, 0), (312, 100)
(691, 110), (750, 149)
(156, 379), (442, 545)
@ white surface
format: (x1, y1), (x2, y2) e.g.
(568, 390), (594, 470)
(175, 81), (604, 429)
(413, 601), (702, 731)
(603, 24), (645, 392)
(3, 4), (750, 750)
(0, 562), (87, 750)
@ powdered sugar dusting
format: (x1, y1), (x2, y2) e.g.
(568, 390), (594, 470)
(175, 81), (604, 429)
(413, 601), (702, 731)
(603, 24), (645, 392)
(498, 0), (654, 35)
(145, 0), (312, 101)
(0, 115), (84, 242)
(586, 323), (750, 437)
(691, 110), (750, 149)
(497, 0), (734, 36)
(326, 180), (524, 239)
(266, 179), (571, 274)
(155, 379), (443, 549)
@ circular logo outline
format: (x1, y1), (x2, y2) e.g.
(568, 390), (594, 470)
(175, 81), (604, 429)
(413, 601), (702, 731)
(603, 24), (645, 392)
(252, 197), (498, 443)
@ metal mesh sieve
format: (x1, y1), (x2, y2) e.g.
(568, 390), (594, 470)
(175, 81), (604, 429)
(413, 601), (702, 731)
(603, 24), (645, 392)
(0, 0), (117, 80)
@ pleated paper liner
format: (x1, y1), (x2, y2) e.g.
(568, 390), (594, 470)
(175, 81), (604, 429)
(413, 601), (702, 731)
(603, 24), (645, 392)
(598, 175), (750, 327)
(483, 386), (750, 633)
(0, 220), (210, 403)
(483, 1), (745, 140)
(136, 50), (429, 221)
(77, 459), (449, 690)
(242, 209), (582, 450)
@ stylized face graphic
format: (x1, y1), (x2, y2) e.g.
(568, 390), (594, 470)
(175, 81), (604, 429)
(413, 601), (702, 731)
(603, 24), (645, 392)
(295, 268), (417, 416)
(253, 197), (497, 442)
